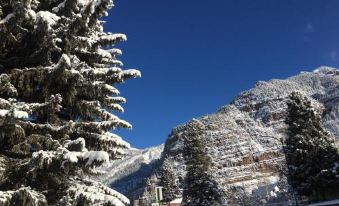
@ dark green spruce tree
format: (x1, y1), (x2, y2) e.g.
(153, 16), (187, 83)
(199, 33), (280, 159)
(284, 92), (339, 200)
(182, 119), (226, 206)
(0, 0), (139, 205)
(159, 158), (180, 203)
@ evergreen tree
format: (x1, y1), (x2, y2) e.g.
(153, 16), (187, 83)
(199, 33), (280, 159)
(159, 158), (180, 203)
(0, 0), (140, 205)
(284, 92), (339, 199)
(182, 119), (226, 206)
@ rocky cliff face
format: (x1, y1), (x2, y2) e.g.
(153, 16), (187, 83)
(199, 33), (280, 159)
(103, 67), (339, 204)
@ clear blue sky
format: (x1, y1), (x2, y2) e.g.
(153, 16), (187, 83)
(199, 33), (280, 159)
(104, 0), (339, 148)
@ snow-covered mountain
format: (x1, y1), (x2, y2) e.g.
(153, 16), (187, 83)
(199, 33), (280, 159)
(102, 67), (339, 204)
(96, 145), (164, 199)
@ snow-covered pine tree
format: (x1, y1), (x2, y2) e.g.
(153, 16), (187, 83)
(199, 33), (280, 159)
(159, 158), (180, 203)
(284, 92), (339, 199)
(0, 0), (140, 205)
(182, 119), (226, 206)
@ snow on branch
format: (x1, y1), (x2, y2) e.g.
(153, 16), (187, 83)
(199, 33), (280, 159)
(94, 33), (127, 47)
(107, 48), (123, 56)
(0, 109), (29, 119)
(55, 54), (72, 70)
(32, 146), (110, 171)
(83, 151), (109, 166)
(101, 132), (131, 148)
(103, 84), (120, 95)
(0, 187), (47, 205)
(60, 178), (130, 206)
(104, 96), (126, 104)
(123, 69), (141, 78)
(107, 103), (124, 113)
(0, 13), (15, 25)
(36, 11), (60, 30)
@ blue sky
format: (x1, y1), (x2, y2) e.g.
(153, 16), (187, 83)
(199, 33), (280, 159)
(104, 0), (339, 148)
